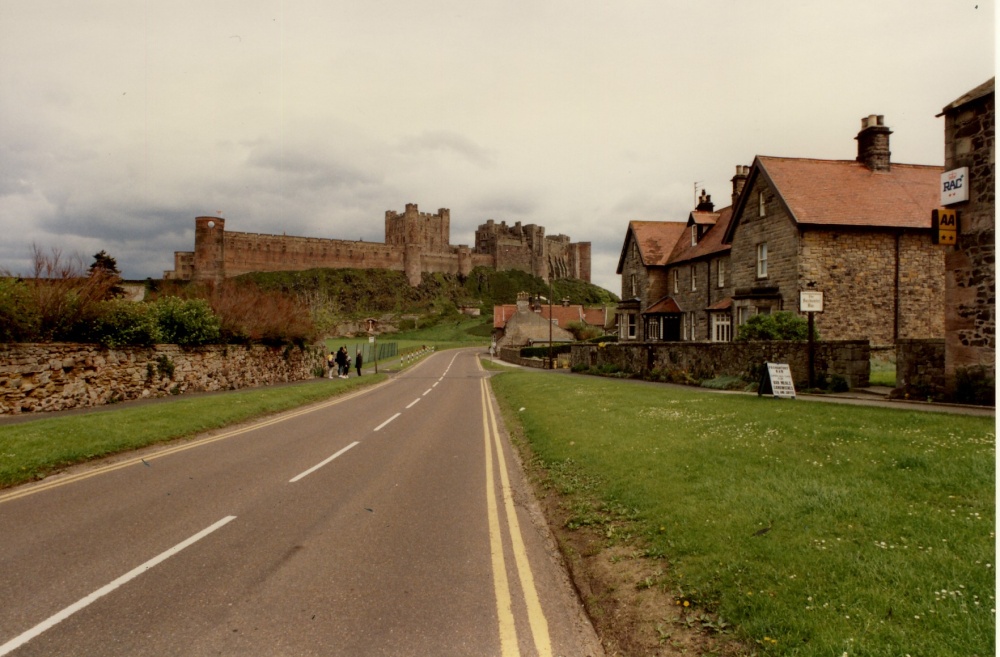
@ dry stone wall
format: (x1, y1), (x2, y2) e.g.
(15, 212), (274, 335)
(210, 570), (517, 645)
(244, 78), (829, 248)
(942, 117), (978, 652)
(0, 343), (325, 415)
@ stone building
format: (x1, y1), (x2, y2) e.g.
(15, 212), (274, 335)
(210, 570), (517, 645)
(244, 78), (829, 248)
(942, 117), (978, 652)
(615, 220), (687, 340)
(492, 292), (575, 348)
(939, 78), (995, 400)
(164, 203), (591, 287)
(615, 115), (945, 348)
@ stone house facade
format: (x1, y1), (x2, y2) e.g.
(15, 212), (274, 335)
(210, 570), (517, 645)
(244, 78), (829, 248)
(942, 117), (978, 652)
(165, 203), (591, 287)
(615, 220), (687, 340)
(939, 78), (995, 399)
(616, 115), (946, 348)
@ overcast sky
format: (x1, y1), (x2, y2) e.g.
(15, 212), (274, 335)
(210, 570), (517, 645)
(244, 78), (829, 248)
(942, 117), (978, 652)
(0, 1), (994, 294)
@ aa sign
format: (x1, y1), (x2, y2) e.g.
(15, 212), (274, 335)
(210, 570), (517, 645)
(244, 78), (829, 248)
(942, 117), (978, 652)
(932, 208), (959, 245)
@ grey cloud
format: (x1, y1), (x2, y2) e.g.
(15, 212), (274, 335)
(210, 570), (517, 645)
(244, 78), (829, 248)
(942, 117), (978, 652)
(397, 131), (497, 169)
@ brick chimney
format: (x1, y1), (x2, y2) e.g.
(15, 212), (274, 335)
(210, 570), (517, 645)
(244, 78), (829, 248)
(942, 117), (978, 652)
(516, 291), (530, 313)
(856, 115), (892, 171)
(731, 165), (749, 206)
(695, 190), (714, 212)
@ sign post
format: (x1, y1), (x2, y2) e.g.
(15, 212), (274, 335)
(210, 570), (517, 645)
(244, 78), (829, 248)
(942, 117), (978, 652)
(799, 291), (824, 388)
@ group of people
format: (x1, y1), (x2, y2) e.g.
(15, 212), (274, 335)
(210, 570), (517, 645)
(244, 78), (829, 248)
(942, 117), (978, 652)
(327, 346), (363, 379)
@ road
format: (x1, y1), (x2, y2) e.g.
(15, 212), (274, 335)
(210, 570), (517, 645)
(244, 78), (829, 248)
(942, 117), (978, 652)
(0, 349), (603, 656)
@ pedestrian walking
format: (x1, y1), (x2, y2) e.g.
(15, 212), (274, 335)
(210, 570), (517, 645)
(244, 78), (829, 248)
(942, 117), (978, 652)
(326, 351), (336, 379)
(355, 349), (363, 377)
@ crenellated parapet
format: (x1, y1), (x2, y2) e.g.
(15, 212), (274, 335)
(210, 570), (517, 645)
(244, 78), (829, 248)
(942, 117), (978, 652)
(163, 203), (590, 286)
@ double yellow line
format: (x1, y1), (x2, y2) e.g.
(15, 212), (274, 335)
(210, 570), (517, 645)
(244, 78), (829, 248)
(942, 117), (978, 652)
(480, 377), (552, 657)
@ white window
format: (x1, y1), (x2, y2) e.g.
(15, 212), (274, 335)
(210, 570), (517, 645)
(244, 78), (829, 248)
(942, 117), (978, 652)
(712, 314), (732, 342)
(717, 259), (725, 287)
(756, 242), (768, 278)
(756, 305), (772, 315)
(689, 312), (698, 340)
(682, 313), (689, 340)
(673, 269), (679, 293)
(691, 225), (697, 246)
(647, 317), (660, 341)
(627, 313), (636, 339)
(630, 274), (637, 297)
(737, 306), (750, 326)
(758, 190), (766, 217)
(690, 265), (696, 291)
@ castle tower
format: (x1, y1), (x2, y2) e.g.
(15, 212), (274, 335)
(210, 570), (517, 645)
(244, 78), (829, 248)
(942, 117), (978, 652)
(192, 216), (225, 283)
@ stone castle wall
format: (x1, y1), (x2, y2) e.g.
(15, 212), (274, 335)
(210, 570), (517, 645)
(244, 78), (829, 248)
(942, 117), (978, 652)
(166, 204), (591, 287)
(0, 343), (324, 415)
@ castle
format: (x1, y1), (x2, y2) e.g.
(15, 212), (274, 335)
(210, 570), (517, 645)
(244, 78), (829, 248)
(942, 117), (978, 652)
(163, 203), (591, 286)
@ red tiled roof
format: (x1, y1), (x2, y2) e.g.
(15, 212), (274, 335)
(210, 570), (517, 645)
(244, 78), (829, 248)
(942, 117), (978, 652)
(706, 297), (732, 311)
(757, 157), (942, 229)
(494, 304), (609, 329)
(644, 296), (681, 314)
(493, 304), (517, 328)
(668, 206), (734, 265)
(617, 220), (688, 272)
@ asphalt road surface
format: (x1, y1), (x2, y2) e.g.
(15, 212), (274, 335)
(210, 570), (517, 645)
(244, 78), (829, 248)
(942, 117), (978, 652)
(0, 349), (603, 656)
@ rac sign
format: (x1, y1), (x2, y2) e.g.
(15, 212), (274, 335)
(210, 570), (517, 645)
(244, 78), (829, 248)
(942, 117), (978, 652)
(941, 167), (969, 205)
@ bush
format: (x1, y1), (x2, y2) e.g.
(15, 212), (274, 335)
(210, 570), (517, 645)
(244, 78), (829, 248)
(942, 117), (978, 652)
(954, 366), (995, 406)
(207, 281), (316, 346)
(152, 297), (221, 346)
(88, 300), (160, 347)
(0, 278), (40, 342)
(736, 311), (812, 341)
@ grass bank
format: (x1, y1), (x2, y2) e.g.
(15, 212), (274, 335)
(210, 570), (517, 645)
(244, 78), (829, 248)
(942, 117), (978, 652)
(489, 372), (995, 656)
(0, 375), (385, 489)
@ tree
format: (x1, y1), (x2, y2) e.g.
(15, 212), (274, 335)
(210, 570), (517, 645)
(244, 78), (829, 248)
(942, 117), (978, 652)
(88, 250), (125, 299)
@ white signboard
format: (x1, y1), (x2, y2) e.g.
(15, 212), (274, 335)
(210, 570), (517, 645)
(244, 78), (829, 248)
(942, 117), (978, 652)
(369, 336), (375, 343)
(941, 167), (969, 205)
(761, 362), (796, 399)
(799, 290), (824, 313)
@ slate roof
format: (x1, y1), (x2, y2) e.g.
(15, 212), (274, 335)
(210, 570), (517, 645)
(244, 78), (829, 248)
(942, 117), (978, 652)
(616, 221), (688, 273)
(938, 77), (994, 115)
(724, 156), (943, 242)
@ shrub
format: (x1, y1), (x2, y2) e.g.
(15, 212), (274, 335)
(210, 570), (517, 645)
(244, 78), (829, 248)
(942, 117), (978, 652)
(736, 311), (811, 341)
(954, 366), (995, 406)
(565, 321), (603, 341)
(88, 300), (160, 347)
(207, 280), (316, 346)
(0, 278), (40, 342)
(152, 297), (221, 346)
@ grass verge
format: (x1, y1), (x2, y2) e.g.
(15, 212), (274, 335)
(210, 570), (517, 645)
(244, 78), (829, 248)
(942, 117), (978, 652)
(0, 375), (386, 489)
(489, 372), (995, 656)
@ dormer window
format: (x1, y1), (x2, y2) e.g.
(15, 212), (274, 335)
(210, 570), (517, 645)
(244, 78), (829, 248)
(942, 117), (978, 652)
(758, 190), (766, 217)
(690, 225), (698, 246)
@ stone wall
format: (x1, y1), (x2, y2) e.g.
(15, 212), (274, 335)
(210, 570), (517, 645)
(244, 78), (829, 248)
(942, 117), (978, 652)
(942, 80), (995, 399)
(0, 343), (325, 415)
(166, 206), (591, 287)
(895, 338), (946, 400)
(570, 340), (871, 389)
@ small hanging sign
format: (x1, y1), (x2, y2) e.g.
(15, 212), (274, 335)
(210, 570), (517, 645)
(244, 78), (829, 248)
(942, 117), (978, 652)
(759, 362), (796, 399)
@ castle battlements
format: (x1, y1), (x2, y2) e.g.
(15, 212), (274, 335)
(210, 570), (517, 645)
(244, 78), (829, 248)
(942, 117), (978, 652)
(164, 203), (590, 286)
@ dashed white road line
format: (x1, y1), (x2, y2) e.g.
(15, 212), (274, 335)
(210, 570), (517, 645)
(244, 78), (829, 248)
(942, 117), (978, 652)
(406, 399), (421, 409)
(289, 442), (360, 483)
(374, 413), (401, 432)
(0, 516), (238, 656)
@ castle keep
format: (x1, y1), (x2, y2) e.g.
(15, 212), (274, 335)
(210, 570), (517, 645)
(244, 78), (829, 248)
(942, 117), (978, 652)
(164, 203), (591, 286)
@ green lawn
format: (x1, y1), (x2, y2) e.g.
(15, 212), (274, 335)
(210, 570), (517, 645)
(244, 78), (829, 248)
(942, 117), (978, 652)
(489, 372), (995, 656)
(0, 375), (385, 489)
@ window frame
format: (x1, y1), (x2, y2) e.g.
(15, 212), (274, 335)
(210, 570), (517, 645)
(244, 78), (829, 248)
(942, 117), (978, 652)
(756, 242), (768, 278)
(690, 264), (697, 291)
(717, 259), (725, 287)
(712, 313), (732, 342)
(758, 190), (766, 217)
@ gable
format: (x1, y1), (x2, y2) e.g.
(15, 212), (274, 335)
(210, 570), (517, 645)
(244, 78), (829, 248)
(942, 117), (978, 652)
(725, 156), (943, 242)
(616, 221), (688, 273)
